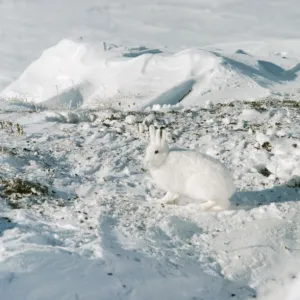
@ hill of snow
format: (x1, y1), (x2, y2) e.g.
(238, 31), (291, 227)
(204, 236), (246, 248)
(2, 0), (300, 92)
(2, 39), (300, 109)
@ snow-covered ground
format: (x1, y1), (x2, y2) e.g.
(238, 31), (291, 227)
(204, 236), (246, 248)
(1, 101), (300, 299)
(1, 0), (300, 299)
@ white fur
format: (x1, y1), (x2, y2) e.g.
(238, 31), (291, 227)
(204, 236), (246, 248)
(144, 125), (235, 210)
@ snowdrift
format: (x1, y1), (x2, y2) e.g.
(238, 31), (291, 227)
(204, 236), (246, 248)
(2, 39), (300, 110)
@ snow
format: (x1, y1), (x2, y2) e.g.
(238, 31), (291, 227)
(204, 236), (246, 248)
(2, 38), (300, 109)
(0, 102), (300, 299)
(1, 0), (300, 299)
(2, 1), (300, 87)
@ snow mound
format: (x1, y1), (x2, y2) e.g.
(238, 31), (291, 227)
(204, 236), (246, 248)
(1, 39), (300, 110)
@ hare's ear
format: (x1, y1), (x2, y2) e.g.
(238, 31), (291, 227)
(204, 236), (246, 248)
(161, 128), (167, 144)
(149, 125), (156, 142)
(155, 127), (163, 144)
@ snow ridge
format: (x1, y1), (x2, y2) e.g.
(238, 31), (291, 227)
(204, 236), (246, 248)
(2, 39), (300, 110)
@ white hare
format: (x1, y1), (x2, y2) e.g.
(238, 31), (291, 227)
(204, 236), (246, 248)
(144, 125), (235, 211)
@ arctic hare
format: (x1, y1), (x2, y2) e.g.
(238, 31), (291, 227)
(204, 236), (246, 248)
(144, 125), (235, 211)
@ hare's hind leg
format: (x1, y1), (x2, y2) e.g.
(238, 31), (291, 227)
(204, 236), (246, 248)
(198, 200), (216, 211)
(197, 200), (225, 212)
(157, 191), (179, 204)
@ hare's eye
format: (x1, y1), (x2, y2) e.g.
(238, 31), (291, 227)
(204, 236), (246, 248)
(154, 150), (159, 154)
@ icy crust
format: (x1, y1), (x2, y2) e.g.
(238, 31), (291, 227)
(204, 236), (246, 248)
(2, 39), (300, 110)
(0, 100), (300, 298)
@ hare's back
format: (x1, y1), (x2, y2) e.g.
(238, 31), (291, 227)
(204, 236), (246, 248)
(168, 150), (235, 202)
(169, 150), (228, 174)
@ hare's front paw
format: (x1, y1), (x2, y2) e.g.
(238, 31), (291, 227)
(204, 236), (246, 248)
(156, 192), (179, 205)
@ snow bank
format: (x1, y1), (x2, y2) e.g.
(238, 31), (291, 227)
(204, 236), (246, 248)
(2, 0), (300, 94)
(0, 39), (222, 109)
(2, 39), (300, 110)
